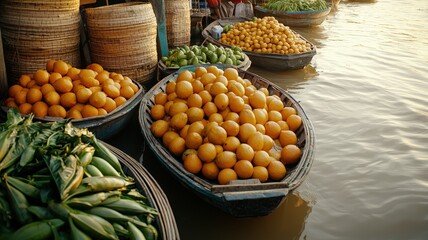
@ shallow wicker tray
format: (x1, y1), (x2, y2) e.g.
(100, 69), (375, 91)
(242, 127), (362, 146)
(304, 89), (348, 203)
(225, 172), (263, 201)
(103, 141), (180, 240)
(201, 17), (317, 71)
(138, 65), (315, 217)
(0, 80), (144, 140)
(254, 5), (331, 27)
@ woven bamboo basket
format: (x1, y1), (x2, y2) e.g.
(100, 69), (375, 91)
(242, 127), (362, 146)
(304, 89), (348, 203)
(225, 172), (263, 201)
(0, 0), (81, 85)
(104, 141), (181, 240)
(83, 3), (158, 84)
(165, 0), (191, 47)
(138, 65), (315, 217)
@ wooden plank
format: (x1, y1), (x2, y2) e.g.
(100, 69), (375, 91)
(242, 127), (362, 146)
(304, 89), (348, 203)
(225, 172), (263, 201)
(149, 0), (169, 57)
(0, 28), (8, 96)
(80, 0), (96, 6)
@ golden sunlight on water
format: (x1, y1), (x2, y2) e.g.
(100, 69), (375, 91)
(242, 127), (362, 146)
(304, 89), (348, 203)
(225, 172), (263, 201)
(110, 0), (428, 239)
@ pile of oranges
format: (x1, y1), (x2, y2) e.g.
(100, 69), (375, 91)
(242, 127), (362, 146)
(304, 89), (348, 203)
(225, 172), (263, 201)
(150, 65), (303, 185)
(4, 60), (139, 119)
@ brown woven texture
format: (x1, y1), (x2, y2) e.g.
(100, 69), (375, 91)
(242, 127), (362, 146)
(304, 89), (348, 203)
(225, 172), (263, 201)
(84, 2), (158, 84)
(165, 0), (191, 47)
(0, 0), (81, 84)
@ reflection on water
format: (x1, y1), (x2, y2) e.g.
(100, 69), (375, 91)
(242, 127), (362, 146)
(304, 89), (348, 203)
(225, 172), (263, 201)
(111, 0), (428, 239)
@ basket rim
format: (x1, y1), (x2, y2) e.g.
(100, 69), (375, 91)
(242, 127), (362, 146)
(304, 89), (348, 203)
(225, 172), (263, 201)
(138, 65), (315, 195)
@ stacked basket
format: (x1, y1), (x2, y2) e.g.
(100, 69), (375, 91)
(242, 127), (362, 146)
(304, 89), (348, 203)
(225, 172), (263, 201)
(0, 0), (81, 84)
(83, 3), (158, 84)
(165, 0), (191, 47)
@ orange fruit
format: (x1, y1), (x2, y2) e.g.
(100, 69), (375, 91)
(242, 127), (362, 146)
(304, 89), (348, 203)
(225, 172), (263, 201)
(268, 110), (283, 122)
(162, 131), (180, 147)
(176, 80), (193, 99)
(120, 86), (135, 99)
(229, 96), (245, 113)
(209, 82), (228, 96)
(8, 84), (23, 98)
(150, 104), (165, 120)
(279, 130), (297, 147)
(33, 69), (50, 85)
(195, 67), (208, 78)
(5, 101), (18, 109)
(213, 93), (229, 111)
(206, 65), (220, 76)
(200, 72), (216, 86)
(229, 82), (245, 97)
(219, 107), (231, 120)
(46, 60), (56, 72)
(287, 114), (302, 131)
(165, 81), (176, 94)
(187, 93), (203, 108)
(268, 98), (284, 112)
(114, 96), (127, 107)
(18, 103), (32, 115)
(169, 102), (188, 116)
(49, 72), (62, 84)
(48, 105), (66, 118)
(170, 112), (188, 130)
(40, 83), (55, 96)
(215, 151), (237, 169)
(150, 119), (169, 138)
(70, 103), (84, 112)
(262, 135), (275, 152)
(67, 67), (81, 80)
(81, 104), (99, 118)
(207, 126), (227, 145)
(203, 102), (218, 117)
(111, 74), (124, 82)
(53, 61), (69, 75)
(97, 108), (108, 116)
(89, 91), (107, 108)
(72, 83), (85, 94)
(281, 107), (297, 121)
(191, 80), (204, 93)
(277, 120), (289, 131)
(239, 109), (256, 125)
(267, 160), (286, 181)
(188, 121), (205, 135)
(197, 143), (217, 162)
(217, 168), (237, 185)
(249, 90), (266, 109)
(15, 88), (29, 105)
(186, 107), (204, 123)
(60, 92), (77, 109)
(154, 92), (168, 105)
(18, 75), (32, 87)
(234, 160), (254, 179)
(255, 123), (265, 134)
(185, 131), (203, 149)
(238, 123), (257, 143)
(168, 137), (186, 157)
(176, 70), (193, 82)
(252, 166), (269, 183)
(129, 82), (139, 94)
(183, 153), (203, 174)
(86, 63), (104, 73)
(264, 121), (281, 139)
(224, 111), (240, 123)
(236, 143), (255, 161)
(44, 91), (60, 106)
(198, 90), (213, 105)
(26, 80), (37, 88)
(221, 120), (240, 137)
(53, 77), (73, 93)
(167, 92), (177, 101)
(66, 109), (83, 119)
(76, 87), (93, 104)
(215, 75), (228, 86)
(253, 150), (272, 167)
(247, 132), (265, 151)
(32, 101), (48, 118)
(253, 108), (268, 125)
(222, 136), (240, 152)
(101, 84), (119, 99)
(202, 162), (220, 180)
(223, 68), (239, 81)
(207, 113), (222, 124)
(79, 69), (97, 79)
(96, 70), (110, 83)
(280, 144), (302, 165)
(80, 76), (100, 88)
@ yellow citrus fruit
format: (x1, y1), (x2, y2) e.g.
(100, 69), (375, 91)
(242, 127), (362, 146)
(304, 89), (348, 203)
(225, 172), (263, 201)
(53, 77), (73, 93)
(195, 67), (208, 78)
(114, 96), (127, 107)
(252, 166), (269, 183)
(188, 121), (205, 135)
(223, 68), (239, 81)
(154, 92), (168, 105)
(86, 63), (104, 73)
(103, 97), (117, 113)
(31, 101), (48, 118)
(162, 131), (180, 147)
(48, 105), (66, 118)
(249, 90), (266, 109)
(187, 93), (203, 108)
(89, 91), (107, 108)
(150, 104), (165, 120)
(253, 108), (268, 125)
(255, 123), (265, 134)
(202, 162), (220, 180)
(97, 108), (108, 116)
(66, 109), (83, 119)
(191, 80), (204, 93)
(81, 104), (99, 118)
(213, 93), (229, 111)
(76, 87), (93, 104)
(170, 112), (188, 130)
(67, 67), (81, 80)
(186, 107), (204, 123)
(200, 72), (216, 86)
(176, 80), (193, 99)
(46, 60), (56, 73)
(26, 88), (43, 104)
(40, 83), (55, 96)
(49, 72), (62, 84)
(224, 111), (240, 123)
(279, 130), (297, 147)
(222, 136), (240, 152)
(53, 60), (69, 76)
(96, 70), (110, 83)
(206, 65), (220, 76)
(209, 82), (228, 96)
(281, 106), (297, 121)
(207, 126), (227, 145)
(221, 120), (240, 137)
(281, 144), (302, 165)
(60, 92), (77, 109)
(229, 95), (245, 113)
(185, 132), (203, 149)
(208, 113), (223, 124)
(168, 137), (186, 157)
(253, 150), (272, 167)
(79, 69), (97, 79)
(44, 91), (60, 106)
(198, 90), (212, 106)
(176, 70), (193, 82)
(268, 110), (283, 122)
(239, 109), (257, 126)
(264, 121), (281, 139)
(150, 119), (169, 138)
(8, 84), (23, 98)
(120, 85), (135, 99)
(180, 124), (190, 139)
(236, 143), (255, 161)
(165, 81), (176, 94)
(262, 135), (275, 152)
(70, 103), (84, 112)
(203, 102), (218, 117)
(287, 114), (302, 132)
(247, 132), (265, 151)
(268, 98), (284, 112)
(15, 88), (29, 105)
(215, 151), (237, 169)
(277, 120), (289, 131)
(34, 69), (50, 85)
(218, 168), (238, 185)
(229, 82), (245, 97)
(18, 103), (32, 115)
(168, 101), (187, 116)
(103, 84), (120, 99)
(197, 143), (217, 162)
(234, 160), (254, 179)
(267, 160), (286, 181)
(238, 123), (257, 143)
(183, 153), (203, 174)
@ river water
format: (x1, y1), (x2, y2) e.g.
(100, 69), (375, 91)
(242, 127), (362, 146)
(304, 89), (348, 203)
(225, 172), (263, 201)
(112, 0), (428, 239)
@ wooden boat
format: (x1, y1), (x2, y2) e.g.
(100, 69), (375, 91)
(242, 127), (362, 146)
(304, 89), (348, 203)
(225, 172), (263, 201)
(254, 5), (331, 27)
(104, 141), (180, 239)
(138, 65), (315, 217)
(0, 80), (145, 140)
(201, 18), (317, 71)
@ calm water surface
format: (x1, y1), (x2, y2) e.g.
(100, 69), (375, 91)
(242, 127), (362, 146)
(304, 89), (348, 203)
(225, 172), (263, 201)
(115, 0), (428, 239)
